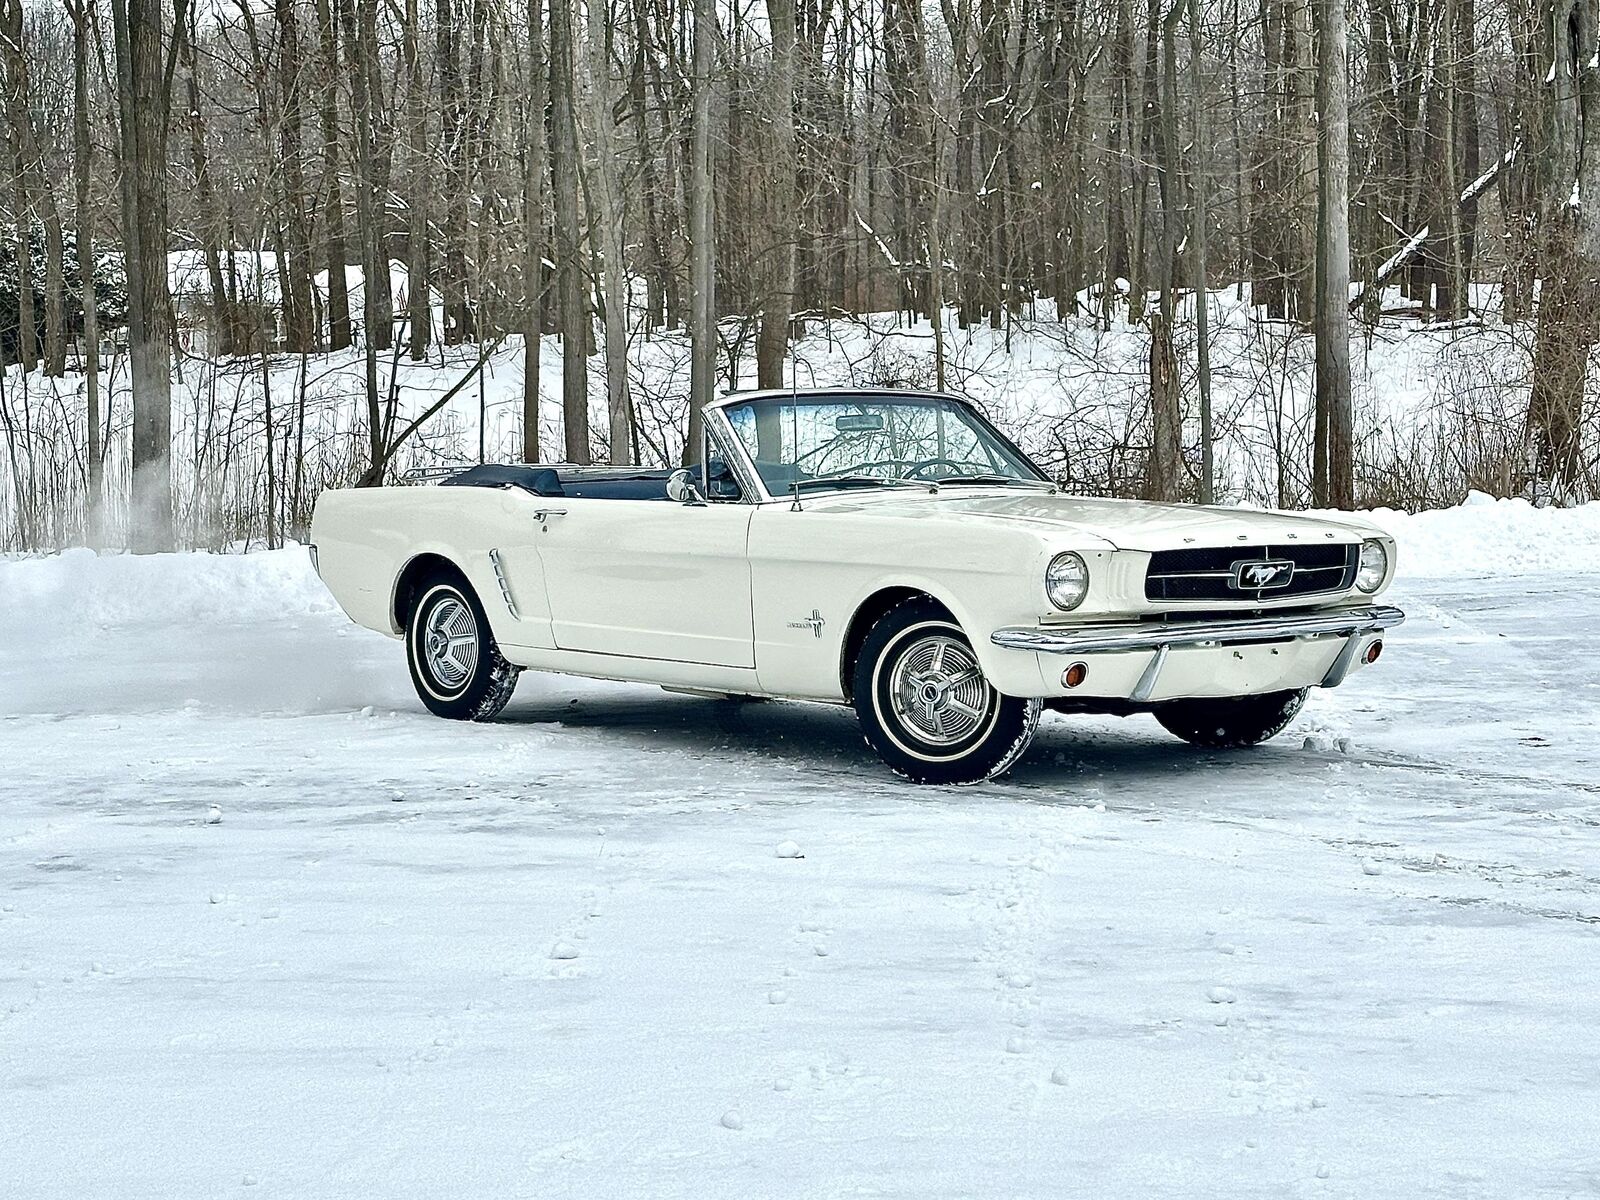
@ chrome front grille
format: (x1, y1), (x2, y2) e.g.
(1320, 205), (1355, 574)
(1145, 543), (1359, 603)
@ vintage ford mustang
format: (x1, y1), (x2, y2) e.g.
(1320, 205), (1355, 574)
(310, 388), (1403, 783)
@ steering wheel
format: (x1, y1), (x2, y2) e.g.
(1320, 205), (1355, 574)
(903, 458), (970, 480)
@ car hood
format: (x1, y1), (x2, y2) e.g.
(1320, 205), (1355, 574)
(803, 490), (1380, 552)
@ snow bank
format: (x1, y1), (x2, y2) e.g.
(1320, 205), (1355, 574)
(0, 546), (336, 637)
(1355, 492), (1600, 578)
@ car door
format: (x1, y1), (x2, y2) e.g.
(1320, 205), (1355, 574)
(533, 495), (756, 668)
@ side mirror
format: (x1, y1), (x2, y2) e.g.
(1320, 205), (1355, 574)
(666, 467), (707, 505)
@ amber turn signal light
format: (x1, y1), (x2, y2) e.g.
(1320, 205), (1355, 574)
(1364, 640), (1384, 664)
(1062, 662), (1089, 688)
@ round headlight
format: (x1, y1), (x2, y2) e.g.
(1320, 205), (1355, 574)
(1356, 539), (1389, 593)
(1046, 552), (1090, 611)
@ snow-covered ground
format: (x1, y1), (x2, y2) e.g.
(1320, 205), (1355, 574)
(4, 499), (1598, 1198)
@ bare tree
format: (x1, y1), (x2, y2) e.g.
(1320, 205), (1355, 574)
(338, 0), (385, 480)
(1528, 0), (1600, 492)
(582, 0), (634, 462)
(274, 0), (316, 350)
(549, 0), (590, 462)
(315, 0), (352, 350)
(685, 0), (714, 458)
(110, 0), (176, 551)
(68, 0), (103, 543)
(1313, 0), (1353, 508)
(755, 0), (797, 389)
(523, 0), (547, 462)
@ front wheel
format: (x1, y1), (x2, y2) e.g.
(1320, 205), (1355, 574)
(1153, 688), (1307, 748)
(853, 599), (1040, 784)
(405, 575), (520, 721)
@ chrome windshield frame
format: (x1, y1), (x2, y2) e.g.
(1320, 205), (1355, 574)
(704, 388), (1050, 504)
(700, 414), (766, 505)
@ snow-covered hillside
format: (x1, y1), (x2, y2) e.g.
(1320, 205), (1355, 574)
(3, 498), (1596, 1197)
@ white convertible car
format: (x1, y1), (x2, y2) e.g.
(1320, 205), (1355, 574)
(310, 388), (1403, 783)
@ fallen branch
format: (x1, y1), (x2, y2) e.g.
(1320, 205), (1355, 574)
(1350, 140), (1519, 313)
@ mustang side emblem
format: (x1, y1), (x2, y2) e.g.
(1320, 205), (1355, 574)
(788, 609), (826, 638)
(1233, 559), (1296, 590)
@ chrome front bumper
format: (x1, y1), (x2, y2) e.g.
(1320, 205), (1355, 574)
(991, 605), (1406, 699)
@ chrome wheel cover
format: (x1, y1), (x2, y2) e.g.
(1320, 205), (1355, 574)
(888, 634), (994, 746)
(422, 595), (479, 691)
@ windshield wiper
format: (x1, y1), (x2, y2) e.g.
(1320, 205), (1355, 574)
(790, 474), (920, 492)
(933, 474), (1055, 489)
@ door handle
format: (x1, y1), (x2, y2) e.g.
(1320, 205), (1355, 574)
(533, 508), (568, 522)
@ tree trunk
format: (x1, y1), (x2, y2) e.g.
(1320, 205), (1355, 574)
(756, 0), (799, 389)
(549, 0), (591, 462)
(316, 0), (353, 351)
(436, 0), (477, 344)
(1, 0), (38, 374)
(112, 0), (175, 551)
(70, 0), (103, 544)
(685, 0), (716, 459)
(402, 0), (430, 360)
(1103, 0), (1135, 320)
(583, 0), (635, 462)
(629, 0), (668, 330)
(522, 0), (548, 461)
(357, 0), (393, 351)
(338, 0), (385, 479)
(275, 0), (317, 351)
(1528, 0), (1600, 493)
(1144, 0), (1182, 502)
(1314, 0), (1354, 508)
(1188, 0), (1214, 502)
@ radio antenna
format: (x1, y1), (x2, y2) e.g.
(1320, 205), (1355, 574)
(789, 312), (803, 511)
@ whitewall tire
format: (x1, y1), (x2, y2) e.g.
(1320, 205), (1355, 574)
(405, 575), (520, 721)
(852, 598), (1040, 784)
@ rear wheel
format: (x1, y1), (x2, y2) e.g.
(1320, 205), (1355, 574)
(405, 575), (520, 721)
(852, 599), (1040, 784)
(1153, 688), (1307, 748)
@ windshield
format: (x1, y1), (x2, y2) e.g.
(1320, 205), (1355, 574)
(720, 393), (1049, 496)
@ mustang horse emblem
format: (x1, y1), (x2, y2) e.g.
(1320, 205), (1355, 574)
(1233, 559), (1295, 590)
(788, 609), (826, 638)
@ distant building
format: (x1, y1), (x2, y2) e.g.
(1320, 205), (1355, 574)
(166, 250), (416, 358)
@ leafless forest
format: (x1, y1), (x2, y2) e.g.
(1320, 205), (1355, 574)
(1, 0), (1597, 552)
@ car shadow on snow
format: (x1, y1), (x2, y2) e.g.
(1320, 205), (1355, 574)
(495, 687), (1298, 797)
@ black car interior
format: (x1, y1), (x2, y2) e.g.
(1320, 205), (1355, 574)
(441, 461), (741, 501)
